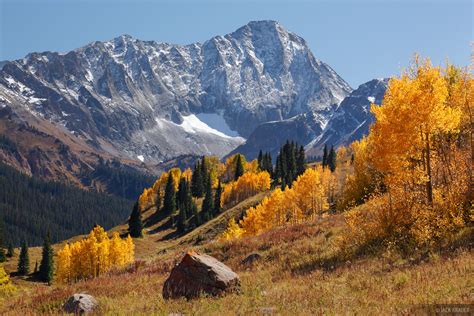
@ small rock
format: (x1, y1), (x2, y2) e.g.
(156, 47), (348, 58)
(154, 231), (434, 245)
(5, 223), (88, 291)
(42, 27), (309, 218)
(163, 251), (240, 299)
(241, 253), (262, 265)
(63, 293), (98, 314)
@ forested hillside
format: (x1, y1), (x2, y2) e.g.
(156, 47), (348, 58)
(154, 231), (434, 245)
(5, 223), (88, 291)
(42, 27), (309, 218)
(82, 159), (155, 200)
(0, 162), (134, 246)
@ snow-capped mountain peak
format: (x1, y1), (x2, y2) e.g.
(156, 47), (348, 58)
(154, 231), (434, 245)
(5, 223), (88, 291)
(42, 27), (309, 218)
(0, 20), (352, 163)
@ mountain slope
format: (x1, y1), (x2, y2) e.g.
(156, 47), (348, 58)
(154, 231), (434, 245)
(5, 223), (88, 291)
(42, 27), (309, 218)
(233, 78), (388, 160)
(306, 78), (389, 156)
(0, 20), (351, 172)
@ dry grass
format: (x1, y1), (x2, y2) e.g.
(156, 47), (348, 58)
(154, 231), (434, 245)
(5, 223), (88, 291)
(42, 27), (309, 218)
(2, 196), (472, 314)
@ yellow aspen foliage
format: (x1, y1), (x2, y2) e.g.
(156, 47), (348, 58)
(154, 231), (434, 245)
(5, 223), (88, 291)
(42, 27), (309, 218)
(56, 226), (134, 283)
(292, 166), (330, 221)
(0, 265), (15, 296)
(223, 166), (331, 239)
(222, 154), (248, 182)
(221, 171), (271, 206)
(245, 159), (259, 174)
(220, 218), (243, 240)
(370, 57), (461, 192)
(138, 187), (154, 211)
(343, 58), (471, 249)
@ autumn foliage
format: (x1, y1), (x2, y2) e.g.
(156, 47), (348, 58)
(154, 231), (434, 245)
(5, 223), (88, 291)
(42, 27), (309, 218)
(223, 57), (472, 252)
(221, 171), (271, 207)
(344, 58), (472, 249)
(56, 226), (134, 283)
(222, 166), (331, 239)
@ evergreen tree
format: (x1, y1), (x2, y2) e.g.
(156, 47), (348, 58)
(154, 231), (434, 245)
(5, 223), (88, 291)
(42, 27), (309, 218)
(322, 144), (328, 168)
(6, 243), (14, 258)
(200, 156), (209, 189)
(17, 241), (29, 275)
(128, 201), (143, 238)
(177, 177), (188, 210)
(257, 150), (263, 170)
(163, 174), (176, 216)
(328, 145), (337, 172)
(265, 153), (273, 175)
(38, 232), (54, 284)
(213, 180), (222, 215)
(296, 145), (306, 176)
(234, 154), (244, 181)
(176, 204), (188, 233)
(0, 248), (5, 263)
(202, 174), (214, 222)
(191, 202), (200, 228)
(273, 155), (281, 182)
(191, 161), (204, 197)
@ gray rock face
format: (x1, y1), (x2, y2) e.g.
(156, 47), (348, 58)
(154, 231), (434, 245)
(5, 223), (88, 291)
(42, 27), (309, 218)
(163, 252), (240, 299)
(0, 20), (351, 163)
(63, 293), (98, 314)
(306, 78), (389, 156)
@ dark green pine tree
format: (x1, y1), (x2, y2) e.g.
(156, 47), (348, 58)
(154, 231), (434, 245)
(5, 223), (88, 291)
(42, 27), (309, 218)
(191, 201), (200, 228)
(128, 201), (143, 238)
(0, 248), (5, 263)
(234, 154), (244, 181)
(191, 161), (204, 197)
(177, 177), (188, 210)
(200, 156), (209, 189)
(264, 153), (273, 175)
(257, 150), (263, 170)
(163, 174), (177, 216)
(6, 243), (14, 258)
(296, 145), (306, 176)
(273, 155), (281, 182)
(38, 232), (54, 284)
(328, 145), (337, 172)
(176, 204), (188, 233)
(322, 144), (328, 169)
(213, 180), (222, 215)
(17, 241), (29, 275)
(202, 174), (214, 222)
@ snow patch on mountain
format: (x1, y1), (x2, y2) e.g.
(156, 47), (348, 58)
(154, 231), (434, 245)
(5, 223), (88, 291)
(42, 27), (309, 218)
(196, 113), (241, 137)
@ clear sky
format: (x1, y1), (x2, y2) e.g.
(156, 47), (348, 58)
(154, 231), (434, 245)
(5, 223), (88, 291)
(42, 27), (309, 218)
(0, 0), (472, 87)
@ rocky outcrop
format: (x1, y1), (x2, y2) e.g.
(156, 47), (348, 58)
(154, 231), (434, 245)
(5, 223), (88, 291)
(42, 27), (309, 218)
(63, 293), (98, 314)
(306, 78), (389, 156)
(163, 252), (240, 299)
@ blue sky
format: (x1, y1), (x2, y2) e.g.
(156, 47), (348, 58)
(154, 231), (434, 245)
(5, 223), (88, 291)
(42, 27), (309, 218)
(0, 0), (471, 87)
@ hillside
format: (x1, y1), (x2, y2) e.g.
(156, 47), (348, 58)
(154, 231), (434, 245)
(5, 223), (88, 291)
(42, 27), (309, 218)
(1, 193), (472, 314)
(0, 161), (136, 246)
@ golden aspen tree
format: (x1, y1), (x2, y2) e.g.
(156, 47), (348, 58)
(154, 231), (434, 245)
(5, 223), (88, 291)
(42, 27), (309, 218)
(370, 57), (461, 203)
(0, 265), (15, 295)
(56, 243), (72, 283)
(292, 166), (329, 221)
(221, 171), (271, 206)
(56, 226), (134, 283)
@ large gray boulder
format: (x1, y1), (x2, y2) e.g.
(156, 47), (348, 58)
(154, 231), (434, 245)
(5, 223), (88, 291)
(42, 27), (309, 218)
(63, 293), (98, 314)
(163, 252), (240, 299)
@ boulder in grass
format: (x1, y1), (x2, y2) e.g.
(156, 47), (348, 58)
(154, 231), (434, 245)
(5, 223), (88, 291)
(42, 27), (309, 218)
(163, 251), (240, 299)
(63, 293), (98, 314)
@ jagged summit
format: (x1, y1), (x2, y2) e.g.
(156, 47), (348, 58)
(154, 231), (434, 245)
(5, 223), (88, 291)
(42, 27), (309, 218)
(0, 20), (352, 167)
